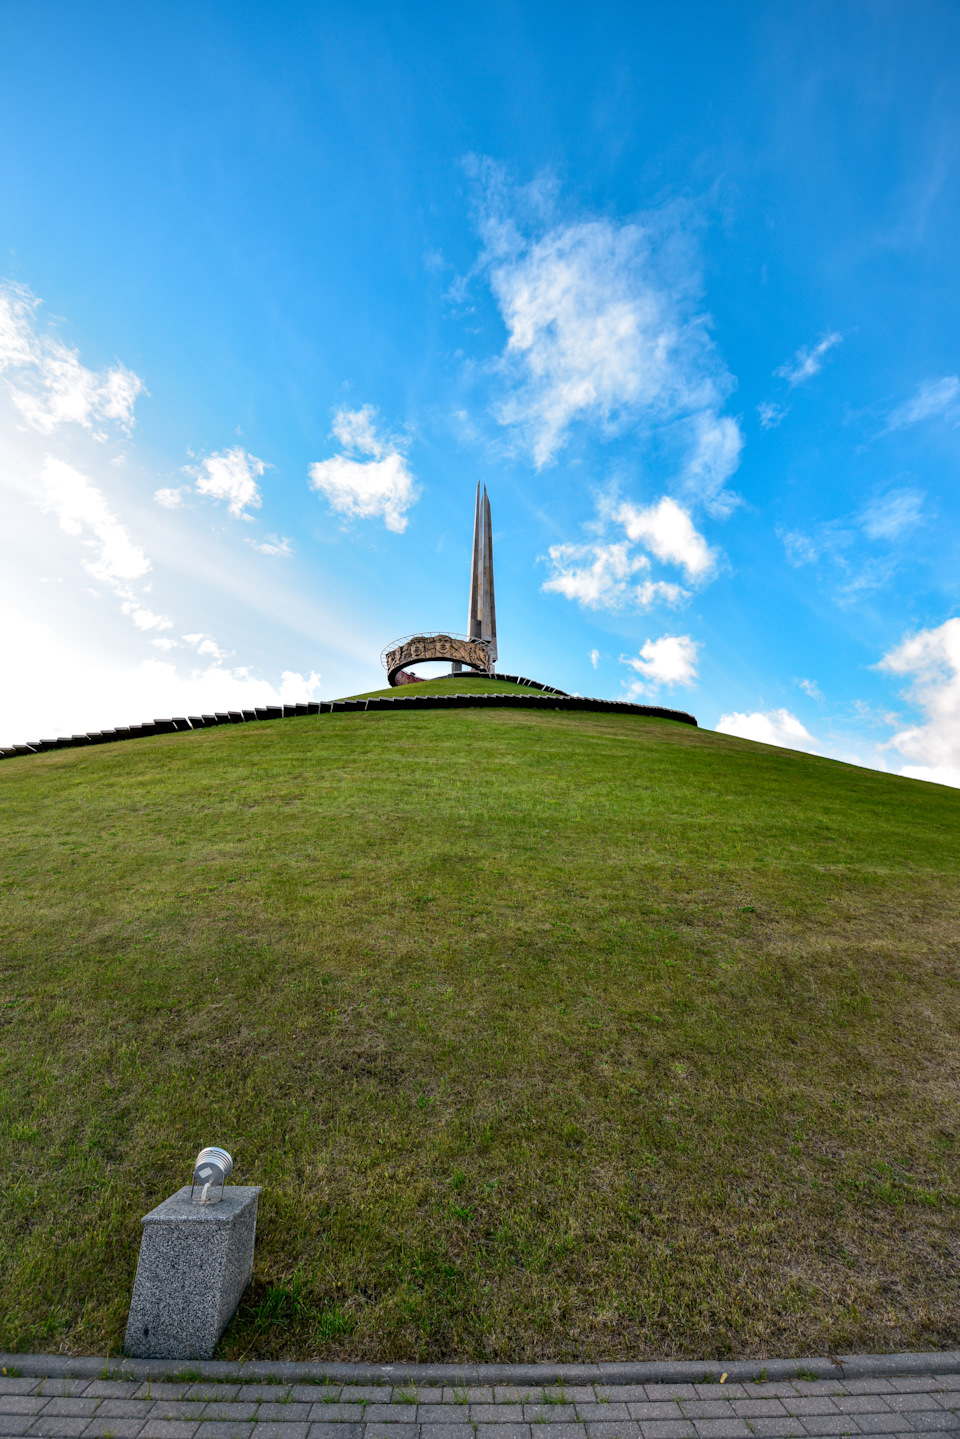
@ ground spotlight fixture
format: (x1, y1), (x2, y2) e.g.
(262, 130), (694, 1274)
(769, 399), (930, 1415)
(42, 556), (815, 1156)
(190, 1146), (233, 1205)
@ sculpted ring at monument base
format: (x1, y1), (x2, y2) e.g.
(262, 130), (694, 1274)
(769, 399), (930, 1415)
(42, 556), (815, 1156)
(382, 632), (494, 687)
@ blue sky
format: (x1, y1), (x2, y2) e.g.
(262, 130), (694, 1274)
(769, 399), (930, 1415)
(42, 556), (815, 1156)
(2, 1), (960, 783)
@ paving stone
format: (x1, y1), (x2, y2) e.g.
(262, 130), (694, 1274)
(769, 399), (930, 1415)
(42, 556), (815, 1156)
(695, 1389), (749, 1401)
(628, 1406), (686, 1422)
(249, 1425), (310, 1439)
(564, 1392), (601, 1404)
(188, 1425), (254, 1439)
(137, 1424), (201, 1439)
(26, 1421), (94, 1438)
(90, 1401), (149, 1418)
(598, 1392), (650, 1406)
(795, 1417), (856, 1436)
(582, 1424), (640, 1439)
(577, 1407), (632, 1422)
(36, 1385), (92, 1400)
(731, 1401), (789, 1418)
(844, 1389), (897, 1399)
(360, 1406), (420, 1423)
(691, 1420), (753, 1439)
(302, 1406), (364, 1422)
(888, 1385), (941, 1397)
(413, 1426), (475, 1439)
(415, 1392), (446, 1406)
(635, 1422), (697, 1439)
(524, 1406), (579, 1422)
(471, 1425), (531, 1439)
(682, 1403), (738, 1419)
(463, 1389), (498, 1404)
(35, 1403), (99, 1419)
(0, 1418), (36, 1437)
(183, 1385), (242, 1402)
(885, 1398), (944, 1414)
(362, 1424), (418, 1439)
(747, 1390), (806, 1402)
(470, 1406), (525, 1423)
(493, 1391), (535, 1406)
(792, 1387), (848, 1400)
(899, 1415), (960, 1433)
(0, 1398), (47, 1415)
(936, 1383), (960, 1394)
(256, 1404), (313, 1421)
(0, 1383), (42, 1397)
(232, 1388), (289, 1403)
(133, 1387), (190, 1402)
(528, 1426), (588, 1439)
(83, 1384), (142, 1400)
(833, 1400), (894, 1416)
(854, 1415), (919, 1434)
(81, 1420), (146, 1439)
(785, 1402), (840, 1417)
(307, 1426), (362, 1439)
(645, 1391), (699, 1404)
(200, 1403), (259, 1422)
(747, 1420), (805, 1437)
(339, 1389), (385, 1403)
(145, 1403), (206, 1422)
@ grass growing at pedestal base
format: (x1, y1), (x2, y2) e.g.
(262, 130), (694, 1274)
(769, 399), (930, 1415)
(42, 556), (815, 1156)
(1, 704), (959, 1361)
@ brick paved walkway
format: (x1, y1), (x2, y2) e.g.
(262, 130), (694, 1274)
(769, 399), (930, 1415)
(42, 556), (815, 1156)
(3, 1372), (960, 1439)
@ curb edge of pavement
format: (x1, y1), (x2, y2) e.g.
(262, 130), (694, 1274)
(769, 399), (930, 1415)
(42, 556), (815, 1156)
(3, 1351), (960, 1387)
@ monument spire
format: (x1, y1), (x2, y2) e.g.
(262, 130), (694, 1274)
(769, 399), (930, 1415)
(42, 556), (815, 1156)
(468, 481), (497, 666)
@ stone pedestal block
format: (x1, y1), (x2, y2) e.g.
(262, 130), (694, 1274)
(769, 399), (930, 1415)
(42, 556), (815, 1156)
(124, 1185), (261, 1360)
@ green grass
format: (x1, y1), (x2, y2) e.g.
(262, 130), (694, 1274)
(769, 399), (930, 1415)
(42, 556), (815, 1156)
(1, 707), (959, 1362)
(341, 673), (560, 700)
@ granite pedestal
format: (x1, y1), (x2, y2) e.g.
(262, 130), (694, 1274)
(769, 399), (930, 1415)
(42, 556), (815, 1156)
(124, 1184), (261, 1360)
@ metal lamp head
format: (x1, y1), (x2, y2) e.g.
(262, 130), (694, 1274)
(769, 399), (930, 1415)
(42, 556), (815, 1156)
(190, 1146), (233, 1205)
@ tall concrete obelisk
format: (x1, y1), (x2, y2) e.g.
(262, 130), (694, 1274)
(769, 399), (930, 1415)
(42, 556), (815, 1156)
(468, 481), (497, 668)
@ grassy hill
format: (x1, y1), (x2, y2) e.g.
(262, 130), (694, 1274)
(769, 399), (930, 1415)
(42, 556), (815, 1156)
(341, 672), (565, 700)
(1, 700), (959, 1363)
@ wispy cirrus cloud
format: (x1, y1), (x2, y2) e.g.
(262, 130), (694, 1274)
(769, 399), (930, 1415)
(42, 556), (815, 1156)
(887, 375), (960, 430)
(309, 404), (418, 533)
(470, 162), (743, 513)
(775, 331), (842, 387)
(0, 281), (145, 436)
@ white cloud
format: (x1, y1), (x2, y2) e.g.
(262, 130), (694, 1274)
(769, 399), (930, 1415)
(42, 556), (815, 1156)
(780, 528), (819, 566)
(40, 456), (151, 588)
(860, 487), (924, 540)
(617, 496), (715, 579)
(0, 281), (144, 436)
(878, 618), (960, 787)
(126, 606), (172, 632)
(542, 495), (711, 614)
(474, 174), (742, 500)
(798, 678), (823, 701)
(0, 611), (325, 747)
(589, 648), (600, 668)
(246, 534), (293, 557)
(308, 405), (418, 533)
(716, 707), (822, 753)
(183, 632), (229, 660)
(622, 634), (699, 694)
(888, 375), (960, 429)
(775, 332), (842, 387)
(154, 486), (186, 509)
(189, 446), (266, 519)
(543, 540), (647, 609)
(680, 412), (743, 516)
(757, 400), (788, 429)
